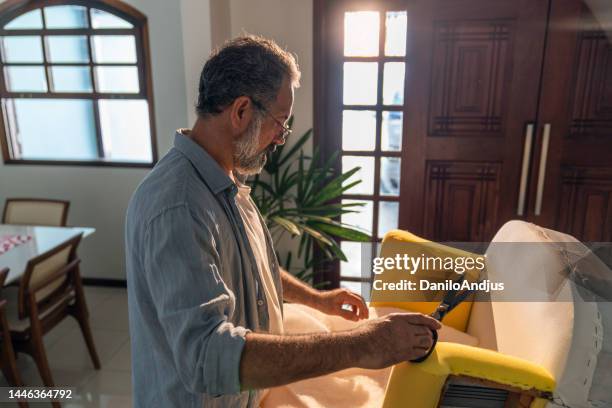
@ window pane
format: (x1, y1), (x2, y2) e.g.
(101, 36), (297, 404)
(343, 62), (378, 105)
(50, 66), (92, 92)
(378, 201), (399, 239)
(44, 5), (88, 29)
(1, 36), (43, 63)
(94, 66), (139, 93)
(344, 11), (379, 57)
(8, 99), (97, 160)
(381, 111), (403, 151)
(341, 199), (373, 235)
(5, 67), (47, 92)
(341, 280), (372, 298)
(4, 10), (43, 30)
(90, 8), (133, 29)
(340, 281), (360, 292)
(342, 110), (376, 151)
(380, 157), (401, 196)
(385, 11), (407, 56)
(342, 155), (374, 195)
(383, 62), (405, 105)
(340, 242), (363, 278)
(46, 36), (89, 63)
(99, 99), (152, 162)
(91, 35), (137, 63)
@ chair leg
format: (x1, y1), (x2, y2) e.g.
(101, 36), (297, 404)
(73, 270), (100, 370)
(29, 321), (61, 408)
(0, 312), (28, 408)
(75, 314), (100, 370)
(1, 321), (22, 385)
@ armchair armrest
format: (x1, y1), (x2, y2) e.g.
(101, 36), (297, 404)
(382, 342), (555, 408)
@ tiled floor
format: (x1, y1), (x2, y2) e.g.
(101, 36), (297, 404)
(0, 286), (132, 408)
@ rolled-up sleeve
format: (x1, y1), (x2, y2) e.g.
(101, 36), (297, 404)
(142, 204), (248, 396)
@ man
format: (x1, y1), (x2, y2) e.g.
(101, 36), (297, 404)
(126, 35), (440, 408)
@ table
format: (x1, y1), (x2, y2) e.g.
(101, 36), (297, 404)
(0, 225), (95, 284)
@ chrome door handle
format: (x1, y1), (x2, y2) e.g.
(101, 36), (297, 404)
(517, 123), (534, 216)
(534, 123), (551, 216)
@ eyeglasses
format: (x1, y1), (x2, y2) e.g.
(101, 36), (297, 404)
(250, 98), (292, 140)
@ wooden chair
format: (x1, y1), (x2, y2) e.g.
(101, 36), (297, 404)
(4, 234), (99, 408)
(2, 198), (70, 227)
(0, 268), (27, 408)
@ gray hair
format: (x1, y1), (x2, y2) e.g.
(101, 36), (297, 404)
(196, 35), (300, 116)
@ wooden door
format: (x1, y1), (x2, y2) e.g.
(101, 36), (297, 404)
(529, 0), (612, 241)
(400, 0), (550, 241)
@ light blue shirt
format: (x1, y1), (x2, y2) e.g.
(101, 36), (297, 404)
(125, 131), (283, 407)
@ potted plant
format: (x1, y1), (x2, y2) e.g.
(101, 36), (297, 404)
(249, 119), (371, 285)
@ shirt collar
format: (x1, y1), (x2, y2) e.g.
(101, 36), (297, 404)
(173, 130), (236, 195)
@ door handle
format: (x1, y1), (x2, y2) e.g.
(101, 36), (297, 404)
(534, 123), (551, 216)
(517, 123), (534, 216)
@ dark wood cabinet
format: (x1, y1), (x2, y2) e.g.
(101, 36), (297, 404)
(398, 0), (612, 242)
(531, 0), (612, 241)
(399, 0), (550, 241)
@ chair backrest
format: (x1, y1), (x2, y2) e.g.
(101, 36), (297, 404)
(18, 234), (82, 320)
(372, 230), (481, 332)
(480, 220), (607, 407)
(3, 198), (70, 226)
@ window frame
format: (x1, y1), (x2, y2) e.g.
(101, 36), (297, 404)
(0, 0), (157, 168)
(314, 0), (409, 289)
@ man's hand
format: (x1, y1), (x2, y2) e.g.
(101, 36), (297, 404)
(355, 312), (442, 368)
(317, 288), (369, 321)
(280, 269), (369, 321)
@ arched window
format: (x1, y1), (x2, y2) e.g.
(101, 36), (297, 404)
(0, 0), (157, 167)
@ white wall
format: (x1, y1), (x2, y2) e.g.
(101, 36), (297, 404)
(181, 0), (213, 126)
(0, 0), (206, 280)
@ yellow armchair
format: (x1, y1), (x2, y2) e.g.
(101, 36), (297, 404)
(373, 226), (556, 408)
(373, 221), (608, 408)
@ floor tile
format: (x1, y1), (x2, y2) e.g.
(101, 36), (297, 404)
(83, 287), (116, 309)
(46, 328), (127, 371)
(105, 339), (131, 372)
(89, 292), (129, 332)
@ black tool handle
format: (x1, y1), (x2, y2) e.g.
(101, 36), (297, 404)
(409, 329), (438, 363)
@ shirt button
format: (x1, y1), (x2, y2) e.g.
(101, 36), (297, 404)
(257, 299), (264, 307)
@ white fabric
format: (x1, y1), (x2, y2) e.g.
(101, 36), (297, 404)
(235, 184), (284, 335)
(261, 304), (479, 408)
(486, 220), (609, 408)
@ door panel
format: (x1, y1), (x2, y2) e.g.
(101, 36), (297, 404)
(557, 167), (612, 241)
(400, 0), (549, 241)
(530, 0), (612, 240)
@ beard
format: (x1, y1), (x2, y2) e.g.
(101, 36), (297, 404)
(233, 114), (274, 175)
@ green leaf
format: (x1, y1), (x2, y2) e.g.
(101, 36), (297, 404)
(312, 222), (371, 241)
(312, 166), (361, 205)
(271, 216), (301, 236)
(301, 225), (333, 246)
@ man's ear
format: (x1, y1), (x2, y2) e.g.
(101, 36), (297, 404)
(229, 96), (253, 134)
